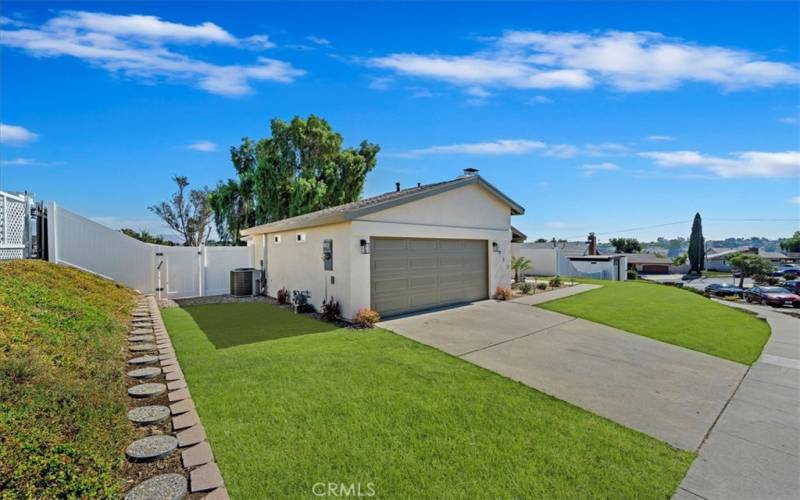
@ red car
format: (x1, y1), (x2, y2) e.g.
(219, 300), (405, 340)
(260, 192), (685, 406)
(744, 287), (800, 308)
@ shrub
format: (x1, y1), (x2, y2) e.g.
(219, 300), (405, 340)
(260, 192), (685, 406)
(494, 287), (514, 301)
(549, 276), (562, 288)
(627, 269), (638, 280)
(519, 282), (533, 294)
(354, 308), (380, 328)
(536, 282), (548, 290)
(277, 287), (290, 305)
(320, 297), (341, 322)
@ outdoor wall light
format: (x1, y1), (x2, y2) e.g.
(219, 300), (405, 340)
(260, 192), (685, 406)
(360, 239), (370, 254)
(492, 241), (500, 253)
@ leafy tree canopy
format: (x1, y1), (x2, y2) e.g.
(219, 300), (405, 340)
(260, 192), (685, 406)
(779, 231), (800, 253)
(210, 115), (379, 245)
(728, 252), (775, 288)
(148, 176), (212, 247)
(609, 237), (642, 253)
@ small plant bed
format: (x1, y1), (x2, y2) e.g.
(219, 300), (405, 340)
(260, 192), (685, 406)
(539, 279), (770, 365)
(507, 276), (576, 297)
(0, 260), (136, 497)
(163, 302), (693, 498)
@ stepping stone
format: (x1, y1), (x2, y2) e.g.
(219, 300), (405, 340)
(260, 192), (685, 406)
(176, 424), (205, 447)
(204, 488), (230, 500)
(128, 383), (167, 398)
(167, 380), (186, 391)
(124, 473), (187, 500)
(130, 343), (157, 352)
(126, 435), (178, 461)
(127, 405), (171, 425)
(181, 441), (214, 468)
(190, 462), (223, 492)
(129, 335), (155, 343)
(128, 366), (162, 379)
(170, 399), (195, 415)
(168, 388), (190, 402)
(172, 410), (198, 430)
(128, 355), (159, 365)
(165, 371), (183, 382)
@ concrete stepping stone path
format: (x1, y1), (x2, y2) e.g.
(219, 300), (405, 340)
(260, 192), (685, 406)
(127, 366), (162, 379)
(130, 343), (157, 352)
(128, 383), (167, 398)
(128, 354), (159, 365)
(124, 473), (187, 500)
(127, 405), (171, 425)
(126, 435), (178, 461)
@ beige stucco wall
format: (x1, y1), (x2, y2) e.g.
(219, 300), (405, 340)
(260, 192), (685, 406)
(262, 222), (353, 316)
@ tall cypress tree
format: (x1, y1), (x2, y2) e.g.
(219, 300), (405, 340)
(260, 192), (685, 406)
(688, 212), (705, 273)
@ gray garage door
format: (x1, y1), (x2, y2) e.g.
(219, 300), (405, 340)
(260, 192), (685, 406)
(370, 238), (488, 317)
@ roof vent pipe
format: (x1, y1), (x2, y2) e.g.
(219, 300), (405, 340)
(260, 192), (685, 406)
(463, 167), (479, 176)
(395, 182), (400, 192)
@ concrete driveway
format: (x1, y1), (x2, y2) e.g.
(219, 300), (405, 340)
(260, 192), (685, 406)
(379, 297), (748, 451)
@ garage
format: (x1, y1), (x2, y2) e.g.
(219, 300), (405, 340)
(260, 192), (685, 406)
(370, 237), (488, 317)
(642, 264), (670, 274)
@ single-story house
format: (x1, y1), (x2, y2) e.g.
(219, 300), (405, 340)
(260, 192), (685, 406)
(510, 225), (527, 259)
(240, 169), (524, 319)
(623, 253), (677, 274)
(705, 247), (788, 271)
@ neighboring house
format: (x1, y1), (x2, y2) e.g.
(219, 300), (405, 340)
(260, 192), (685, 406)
(758, 248), (789, 264)
(705, 247), (789, 271)
(510, 225), (527, 260)
(623, 253), (678, 274)
(517, 240), (590, 276)
(567, 254), (628, 281)
(240, 169), (524, 319)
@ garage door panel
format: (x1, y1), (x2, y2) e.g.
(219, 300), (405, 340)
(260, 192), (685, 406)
(371, 237), (488, 317)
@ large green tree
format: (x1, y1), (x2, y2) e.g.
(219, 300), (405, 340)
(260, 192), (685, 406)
(149, 176), (212, 246)
(211, 115), (379, 244)
(780, 231), (800, 253)
(688, 213), (705, 273)
(609, 238), (642, 253)
(728, 252), (774, 288)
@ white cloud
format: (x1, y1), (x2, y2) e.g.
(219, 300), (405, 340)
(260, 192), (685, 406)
(306, 35), (331, 46)
(544, 144), (579, 158)
(779, 116), (798, 125)
(646, 135), (675, 141)
(790, 196), (800, 205)
(367, 30), (799, 94)
(529, 95), (552, 104)
(368, 76), (392, 90)
(584, 143), (630, 156)
(404, 139), (546, 157)
(187, 140), (217, 152)
(0, 123), (38, 145)
(580, 162), (621, 175)
(0, 11), (302, 96)
(641, 150), (800, 178)
(0, 157), (62, 166)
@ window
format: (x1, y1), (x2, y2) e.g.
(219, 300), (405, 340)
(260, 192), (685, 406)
(273, 235), (282, 244)
(296, 232), (306, 243)
(323, 239), (333, 271)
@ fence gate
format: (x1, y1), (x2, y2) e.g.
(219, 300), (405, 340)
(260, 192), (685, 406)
(156, 247), (202, 299)
(0, 191), (32, 260)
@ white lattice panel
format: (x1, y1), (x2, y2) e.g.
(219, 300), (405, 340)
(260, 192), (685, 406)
(1, 192), (28, 260)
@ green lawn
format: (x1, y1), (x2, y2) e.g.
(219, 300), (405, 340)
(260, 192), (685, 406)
(539, 279), (769, 365)
(164, 303), (693, 499)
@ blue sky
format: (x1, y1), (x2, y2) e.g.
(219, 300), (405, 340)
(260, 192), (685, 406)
(1, 1), (798, 242)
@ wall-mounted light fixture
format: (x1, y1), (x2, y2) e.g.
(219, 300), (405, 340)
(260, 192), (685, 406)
(492, 241), (500, 253)
(360, 239), (370, 254)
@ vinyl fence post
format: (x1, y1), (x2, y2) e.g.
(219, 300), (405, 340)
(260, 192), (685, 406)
(46, 201), (58, 263)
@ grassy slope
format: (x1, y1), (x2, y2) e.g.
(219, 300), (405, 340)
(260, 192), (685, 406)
(0, 260), (135, 498)
(539, 279), (769, 365)
(164, 303), (693, 499)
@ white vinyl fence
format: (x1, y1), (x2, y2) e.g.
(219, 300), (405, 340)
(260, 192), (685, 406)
(0, 191), (32, 260)
(47, 202), (250, 298)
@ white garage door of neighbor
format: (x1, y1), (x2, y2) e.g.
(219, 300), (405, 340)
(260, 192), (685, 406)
(370, 237), (488, 317)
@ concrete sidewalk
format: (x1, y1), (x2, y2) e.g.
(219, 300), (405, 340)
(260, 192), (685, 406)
(677, 302), (800, 500)
(510, 283), (602, 305)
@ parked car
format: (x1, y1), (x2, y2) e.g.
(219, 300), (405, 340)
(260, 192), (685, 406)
(744, 287), (800, 308)
(704, 283), (744, 297)
(783, 280), (800, 294)
(771, 265), (800, 278)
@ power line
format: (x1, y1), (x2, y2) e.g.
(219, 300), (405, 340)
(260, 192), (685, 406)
(560, 217), (800, 241)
